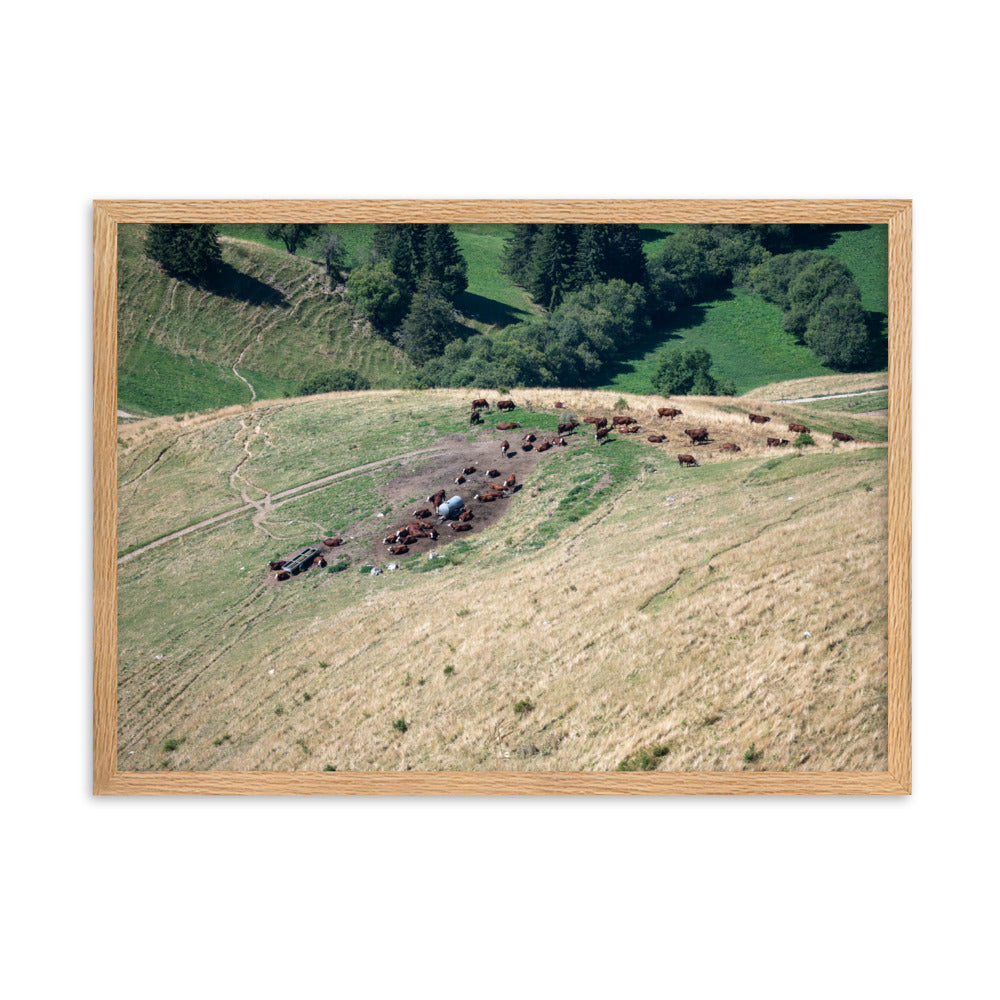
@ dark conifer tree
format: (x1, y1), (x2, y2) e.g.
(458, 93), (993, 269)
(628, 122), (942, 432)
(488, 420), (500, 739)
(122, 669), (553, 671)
(144, 224), (222, 284)
(422, 226), (468, 300)
(501, 224), (539, 286)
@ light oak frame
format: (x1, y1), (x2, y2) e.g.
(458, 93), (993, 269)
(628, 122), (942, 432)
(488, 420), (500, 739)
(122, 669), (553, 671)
(94, 199), (911, 795)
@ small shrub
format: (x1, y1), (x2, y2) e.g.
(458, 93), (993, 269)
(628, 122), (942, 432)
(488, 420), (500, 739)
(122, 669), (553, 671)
(443, 665), (455, 677)
(614, 397), (629, 411)
(211, 733), (232, 747)
(617, 744), (669, 771)
(793, 432), (815, 448)
(295, 738), (309, 754)
(319, 661), (329, 669)
(302, 692), (312, 701)
(703, 714), (721, 727)
(393, 718), (409, 734)
(456, 607), (470, 618)
(743, 742), (759, 763)
(328, 560), (350, 573)
(358, 564), (375, 574)
(323, 764), (337, 772)
(274, 705), (284, 716)
(513, 698), (535, 716)
(162, 737), (183, 753)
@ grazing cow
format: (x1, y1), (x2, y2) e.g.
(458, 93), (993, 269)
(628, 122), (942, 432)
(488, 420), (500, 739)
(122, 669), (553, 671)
(414, 508), (432, 519)
(505, 474), (516, 488)
(749, 413), (771, 424)
(469, 411), (482, 424)
(324, 537), (343, 547)
(583, 416), (599, 425)
(488, 468), (501, 477)
(496, 422), (519, 431)
(720, 442), (741, 452)
(389, 544), (409, 555)
(678, 454), (699, 467)
(766, 437), (789, 447)
(500, 439), (509, 454)
(454, 475), (466, 485)
(276, 570), (290, 581)
(554, 401), (565, 408)
(832, 431), (854, 442)
(429, 489), (447, 507)
(596, 427), (610, 444)
(497, 399), (515, 411)
(463, 465), (476, 475)
(451, 522), (472, 532)
(685, 428), (709, 443)
(269, 560), (286, 571)
(595, 417), (608, 429)
(535, 441), (551, 452)
(657, 407), (683, 419)
(471, 398), (490, 410)
(788, 423), (810, 434)
(647, 435), (665, 443)
(458, 509), (473, 522)
(557, 421), (578, 434)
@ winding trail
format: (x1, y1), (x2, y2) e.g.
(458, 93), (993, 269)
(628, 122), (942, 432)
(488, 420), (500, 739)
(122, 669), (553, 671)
(118, 446), (443, 565)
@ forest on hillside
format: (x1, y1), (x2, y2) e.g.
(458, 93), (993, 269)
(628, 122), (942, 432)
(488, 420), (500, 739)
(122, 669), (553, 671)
(141, 221), (887, 400)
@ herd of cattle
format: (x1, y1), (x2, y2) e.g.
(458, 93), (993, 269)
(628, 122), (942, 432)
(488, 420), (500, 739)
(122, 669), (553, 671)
(270, 395), (863, 577)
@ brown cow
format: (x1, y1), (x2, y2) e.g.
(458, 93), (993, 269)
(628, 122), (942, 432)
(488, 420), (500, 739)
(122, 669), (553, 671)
(521, 442), (533, 451)
(318, 558), (328, 568)
(535, 441), (551, 452)
(657, 407), (682, 419)
(497, 399), (515, 411)
(474, 492), (497, 503)
(749, 413), (771, 424)
(471, 398), (490, 410)
(678, 454), (699, 467)
(451, 522), (472, 532)
(429, 489), (447, 507)
(470, 410), (482, 424)
(551, 435), (566, 446)
(454, 475), (466, 485)
(414, 508), (432, 519)
(612, 415), (637, 426)
(596, 427), (610, 444)
(500, 440), (509, 454)
(554, 401), (565, 408)
(276, 570), (290, 581)
(647, 435), (665, 443)
(323, 537), (343, 547)
(595, 417), (608, 429)
(488, 468), (501, 477)
(685, 428), (709, 443)
(463, 465), (476, 475)
(619, 424), (640, 434)
(766, 437), (789, 447)
(788, 423), (810, 434)
(269, 560), (286, 571)
(522, 432), (536, 443)
(505, 474), (516, 488)
(389, 544), (409, 555)
(496, 422), (520, 431)
(832, 431), (854, 442)
(557, 421), (578, 434)
(720, 442), (741, 452)
(458, 509), (473, 522)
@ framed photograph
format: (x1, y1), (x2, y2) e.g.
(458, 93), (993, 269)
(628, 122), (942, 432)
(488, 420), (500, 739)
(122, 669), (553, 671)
(94, 199), (910, 794)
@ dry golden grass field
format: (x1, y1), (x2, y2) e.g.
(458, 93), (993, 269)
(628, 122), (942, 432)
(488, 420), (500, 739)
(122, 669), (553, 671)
(117, 382), (889, 773)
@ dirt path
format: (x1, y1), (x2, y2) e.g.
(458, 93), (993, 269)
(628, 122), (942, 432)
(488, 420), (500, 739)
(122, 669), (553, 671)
(232, 337), (257, 403)
(775, 388), (888, 405)
(118, 446), (444, 565)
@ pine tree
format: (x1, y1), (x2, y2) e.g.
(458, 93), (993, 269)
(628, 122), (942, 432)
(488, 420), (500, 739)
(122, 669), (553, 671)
(144, 224), (222, 284)
(422, 226), (468, 300)
(396, 277), (458, 363)
(501, 224), (539, 286)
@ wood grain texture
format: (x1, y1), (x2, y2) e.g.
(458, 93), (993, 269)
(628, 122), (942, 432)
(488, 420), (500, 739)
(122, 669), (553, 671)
(93, 199), (912, 795)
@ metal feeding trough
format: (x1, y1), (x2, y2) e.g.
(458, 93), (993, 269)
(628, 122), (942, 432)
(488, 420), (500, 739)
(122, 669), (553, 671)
(437, 495), (465, 520)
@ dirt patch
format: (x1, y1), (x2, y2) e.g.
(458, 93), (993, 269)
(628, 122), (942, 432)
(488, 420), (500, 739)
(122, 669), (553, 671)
(364, 428), (567, 564)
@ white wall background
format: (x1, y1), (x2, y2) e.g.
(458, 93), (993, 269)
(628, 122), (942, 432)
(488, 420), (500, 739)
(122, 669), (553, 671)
(3, 3), (996, 997)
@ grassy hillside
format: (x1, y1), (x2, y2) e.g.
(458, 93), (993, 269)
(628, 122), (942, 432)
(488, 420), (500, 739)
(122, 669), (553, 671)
(117, 226), (416, 415)
(598, 288), (833, 396)
(117, 385), (888, 773)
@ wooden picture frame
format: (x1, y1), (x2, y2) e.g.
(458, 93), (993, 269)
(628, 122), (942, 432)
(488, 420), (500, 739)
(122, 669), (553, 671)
(94, 199), (911, 795)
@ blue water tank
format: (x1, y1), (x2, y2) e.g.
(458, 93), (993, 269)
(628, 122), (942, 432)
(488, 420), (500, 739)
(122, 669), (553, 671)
(438, 495), (465, 518)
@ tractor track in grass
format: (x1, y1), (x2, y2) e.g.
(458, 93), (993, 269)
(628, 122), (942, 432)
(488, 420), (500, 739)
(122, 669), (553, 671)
(118, 446), (444, 565)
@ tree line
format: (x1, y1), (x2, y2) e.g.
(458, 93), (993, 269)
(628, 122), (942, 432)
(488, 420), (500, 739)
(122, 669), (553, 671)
(142, 221), (882, 397)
